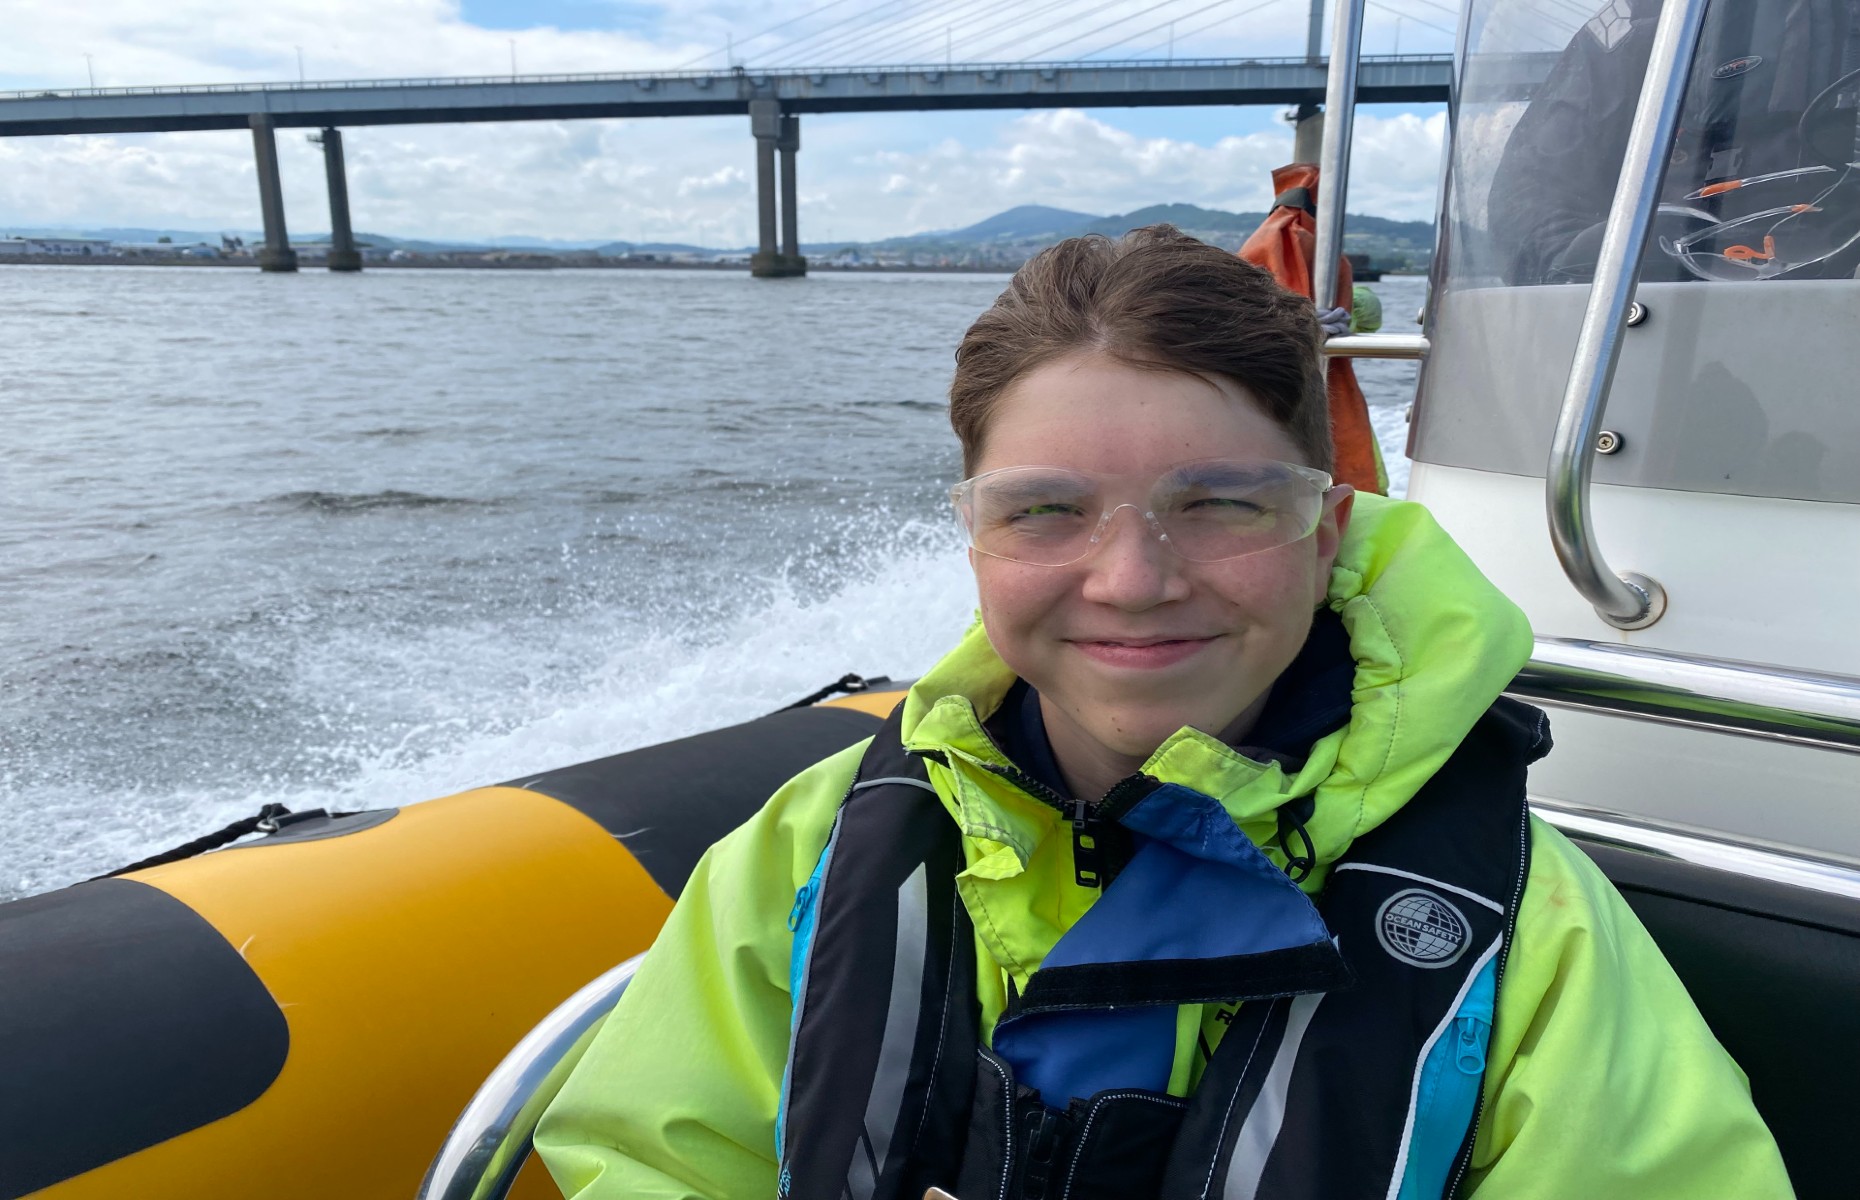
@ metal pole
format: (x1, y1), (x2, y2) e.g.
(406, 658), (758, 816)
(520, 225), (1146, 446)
(320, 128), (361, 272)
(418, 956), (643, 1200)
(1311, 0), (1363, 313)
(1306, 0), (1325, 60)
(248, 114), (298, 273)
(1544, 0), (1708, 630)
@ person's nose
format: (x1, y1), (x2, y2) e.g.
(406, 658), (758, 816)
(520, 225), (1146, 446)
(1078, 505), (1191, 610)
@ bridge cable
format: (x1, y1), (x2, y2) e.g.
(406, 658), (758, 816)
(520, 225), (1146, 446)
(757, 0), (933, 66)
(769, 0), (971, 67)
(1366, 0), (1456, 39)
(1024, 0), (1272, 62)
(1088, 0), (1289, 59)
(1127, 0), (1297, 58)
(756, 0), (922, 67)
(1005, 0), (1193, 63)
(1086, 0), (1288, 60)
(670, 0), (870, 69)
(882, 0), (1027, 64)
(821, 0), (1008, 66)
(961, 0), (1110, 63)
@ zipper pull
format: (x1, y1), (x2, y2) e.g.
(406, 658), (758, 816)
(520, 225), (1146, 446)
(1019, 1102), (1071, 1199)
(787, 881), (814, 932)
(1455, 1014), (1490, 1075)
(1071, 798), (1103, 889)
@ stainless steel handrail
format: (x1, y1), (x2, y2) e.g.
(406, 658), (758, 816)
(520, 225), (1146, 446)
(1532, 799), (1860, 901)
(418, 953), (644, 1200)
(1510, 639), (1860, 755)
(1322, 333), (1429, 359)
(1543, 0), (1710, 631)
(1312, 0), (1368, 315)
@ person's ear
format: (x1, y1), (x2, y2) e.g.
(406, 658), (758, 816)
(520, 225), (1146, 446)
(1312, 486), (1355, 605)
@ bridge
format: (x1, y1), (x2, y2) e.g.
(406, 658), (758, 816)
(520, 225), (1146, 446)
(0, 53), (1534, 276)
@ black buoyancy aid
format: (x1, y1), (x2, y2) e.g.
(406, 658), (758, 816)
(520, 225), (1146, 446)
(777, 699), (1549, 1200)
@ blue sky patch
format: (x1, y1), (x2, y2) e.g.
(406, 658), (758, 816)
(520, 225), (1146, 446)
(460, 0), (661, 34)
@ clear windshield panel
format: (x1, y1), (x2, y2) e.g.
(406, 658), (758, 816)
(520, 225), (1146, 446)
(1444, 0), (1860, 289)
(1416, 0), (1860, 505)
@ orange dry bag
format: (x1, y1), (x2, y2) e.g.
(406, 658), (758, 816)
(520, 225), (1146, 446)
(1238, 163), (1388, 495)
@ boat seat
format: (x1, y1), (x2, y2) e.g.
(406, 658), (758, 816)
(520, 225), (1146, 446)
(422, 830), (1860, 1200)
(1564, 832), (1860, 1200)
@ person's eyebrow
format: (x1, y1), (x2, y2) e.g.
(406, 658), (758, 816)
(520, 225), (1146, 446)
(982, 472), (1095, 504)
(1162, 461), (1280, 490)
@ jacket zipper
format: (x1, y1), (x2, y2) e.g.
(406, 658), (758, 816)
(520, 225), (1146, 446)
(1442, 813), (1529, 1198)
(977, 760), (1158, 890)
(1017, 1100), (1073, 1199)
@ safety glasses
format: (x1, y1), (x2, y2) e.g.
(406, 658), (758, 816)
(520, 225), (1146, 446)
(950, 458), (1337, 567)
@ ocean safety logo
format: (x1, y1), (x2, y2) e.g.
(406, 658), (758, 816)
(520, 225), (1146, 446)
(1376, 888), (1469, 968)
(1713, 55), (1763, 80)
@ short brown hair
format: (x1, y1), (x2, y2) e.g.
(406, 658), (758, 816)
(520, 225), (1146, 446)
(949, 225), (1330, 475)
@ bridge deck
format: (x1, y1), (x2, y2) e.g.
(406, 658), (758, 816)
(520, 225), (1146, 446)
(0, 57), (1473, 137)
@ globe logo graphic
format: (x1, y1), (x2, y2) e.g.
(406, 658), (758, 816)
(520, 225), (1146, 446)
(1376, 889), (1469, 967)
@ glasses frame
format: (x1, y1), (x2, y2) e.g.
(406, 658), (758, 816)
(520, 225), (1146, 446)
(949, 458), (1339, 568)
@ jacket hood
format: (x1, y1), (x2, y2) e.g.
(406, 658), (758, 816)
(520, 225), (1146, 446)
(899, 493), (1534, 877)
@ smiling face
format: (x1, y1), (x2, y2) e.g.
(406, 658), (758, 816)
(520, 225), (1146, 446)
(969, 352), (1353, 800)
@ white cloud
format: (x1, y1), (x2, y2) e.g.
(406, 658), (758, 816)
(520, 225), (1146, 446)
(0, 1), (1447, 244)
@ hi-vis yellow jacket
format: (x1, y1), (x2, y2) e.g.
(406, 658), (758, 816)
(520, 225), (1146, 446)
(536, 495), (1794, 1198)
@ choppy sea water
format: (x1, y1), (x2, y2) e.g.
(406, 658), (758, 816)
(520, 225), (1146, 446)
(1, 265), (1424, 899)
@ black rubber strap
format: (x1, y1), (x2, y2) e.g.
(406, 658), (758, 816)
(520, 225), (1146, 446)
(94, 804), (295, 879)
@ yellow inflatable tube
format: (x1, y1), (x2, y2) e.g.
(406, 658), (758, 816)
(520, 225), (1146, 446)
(1, 691), (901, 1199)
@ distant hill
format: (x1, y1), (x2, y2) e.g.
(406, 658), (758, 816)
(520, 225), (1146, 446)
(865, 202), (1435, 270)
(594, 240), (717, 256)
(1084, 203), (1261, 236)
(941, 204), (1101, 242)
(5, 203), (1435, 271)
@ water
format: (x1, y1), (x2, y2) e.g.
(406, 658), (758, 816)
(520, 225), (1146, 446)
(0, 265), (1424, 899)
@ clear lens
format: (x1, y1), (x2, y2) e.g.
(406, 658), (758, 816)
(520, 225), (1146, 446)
(952, 460), (1332, 567)
(1662, 175), (1860, 282)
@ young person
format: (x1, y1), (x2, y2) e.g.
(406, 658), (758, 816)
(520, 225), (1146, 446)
(536, 227), (1791, 1199)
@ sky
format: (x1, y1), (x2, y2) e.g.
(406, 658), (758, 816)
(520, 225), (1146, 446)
(0, 0), (1458, 246)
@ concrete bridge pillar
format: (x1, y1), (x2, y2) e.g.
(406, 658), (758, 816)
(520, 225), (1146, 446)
(1292, 103), (1324, 163)
(777, 112), (806, 276)
(318, 128), (362, 272)
(749, 100), (804, 278)
(248, 114), (298, 273)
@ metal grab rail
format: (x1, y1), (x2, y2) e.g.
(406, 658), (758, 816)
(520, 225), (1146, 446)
(1543, 0), (1710, 631)
(1510, 639), (1860, 756)
(1312, 0), (1368, 316)
(1322, 333), (1429, 359)
(1533, 799), (1860, 902)
(418, 953), (644, 1200)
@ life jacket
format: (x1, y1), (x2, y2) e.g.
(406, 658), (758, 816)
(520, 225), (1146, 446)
(776, 698), (1547, 1200)
(1238, 163), (1387, 497)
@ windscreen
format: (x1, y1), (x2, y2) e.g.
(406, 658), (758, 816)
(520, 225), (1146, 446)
(1441, 0), (1860, 291)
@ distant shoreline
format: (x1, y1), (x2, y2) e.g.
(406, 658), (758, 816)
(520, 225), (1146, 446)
(0, 255), (1024, 274)
(0, 255), (1423, 278)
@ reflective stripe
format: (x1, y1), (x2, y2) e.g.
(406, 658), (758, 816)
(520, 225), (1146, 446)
(1330, 863), (1504, 914)
(852, 776), (940, 795)
(847, 862), (930, 1200)
(1221, 994), (1325, 1200)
